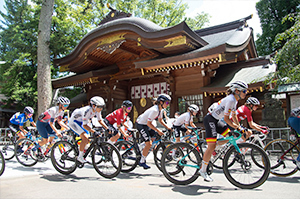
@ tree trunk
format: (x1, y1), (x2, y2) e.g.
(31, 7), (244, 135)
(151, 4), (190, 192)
(37, 0), (55, 115)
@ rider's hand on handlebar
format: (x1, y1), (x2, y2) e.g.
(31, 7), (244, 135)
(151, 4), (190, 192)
(261, 129), (269, 135)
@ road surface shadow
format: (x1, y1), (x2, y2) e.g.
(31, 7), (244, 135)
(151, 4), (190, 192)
(267, 175), (300, 184)
(40, 173), (104, 182)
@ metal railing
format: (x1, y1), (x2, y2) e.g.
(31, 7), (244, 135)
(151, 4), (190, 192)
(0, 128), (12, 137)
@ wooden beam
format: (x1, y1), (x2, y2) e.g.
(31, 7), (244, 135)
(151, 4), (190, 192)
(86, 55), (112, 65)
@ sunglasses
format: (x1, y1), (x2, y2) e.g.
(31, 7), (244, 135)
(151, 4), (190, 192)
(126, 107), (132, 110)
(96, 105), (104, 109)
(242, 90), (248, 94)
(63, 104), (69, 107)
(165, 101), (170, 105)
(27, 113), (33, 117)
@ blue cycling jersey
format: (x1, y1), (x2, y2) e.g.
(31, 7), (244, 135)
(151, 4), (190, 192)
(9, 112), (33, 126)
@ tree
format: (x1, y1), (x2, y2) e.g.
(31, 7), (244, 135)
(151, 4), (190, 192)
(255, 0), (300, 56)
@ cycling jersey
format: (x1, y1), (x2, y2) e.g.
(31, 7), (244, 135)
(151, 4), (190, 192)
(10, 112), (33, 126)
(173, 112), (192, 126)
(38, 106), (64, 123)
(230, 105), (253, 122)
(136, 105), (163, 125)
(209, 94), (237, 120)
(105, 108), (127, 126)
(70, 106), (103, 125)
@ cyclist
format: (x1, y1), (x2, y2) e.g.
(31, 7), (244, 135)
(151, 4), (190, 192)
(104, 100), (133, 144)
(173, 104), (199, 143)
(231, 97), (269, 140)
(200, 80), (249, 182)
(136, 93), (172, 169)
(288, 106), (300, 169)
(34, 97), (70, 151)
(68, 96), (108, 163)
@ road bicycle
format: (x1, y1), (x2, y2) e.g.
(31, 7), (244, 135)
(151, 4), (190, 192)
(0, 127), (38, 160)
(212, 129), (271, 169)
(50, 129), (122, 179)
(0, 150), (4, 176)
(264, 127), (300, 177)
(160, 127), (270, 189)
(14, 130), (63, 167)
(115, 128), (172, 172)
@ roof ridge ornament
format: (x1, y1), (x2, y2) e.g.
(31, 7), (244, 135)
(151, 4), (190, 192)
(98, 3), (132, 26)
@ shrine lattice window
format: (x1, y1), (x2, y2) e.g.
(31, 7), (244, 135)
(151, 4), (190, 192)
(178, 94), (204, 122)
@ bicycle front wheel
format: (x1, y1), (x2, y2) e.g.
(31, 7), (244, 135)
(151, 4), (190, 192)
(92, 142), (122, 179)
(153, 141), (173, 171)
(161, 142), (201, 185)
(264, 139), (300, 177)
(0, 136), (15, 160)
(0, 151), (5, 176)
(15, 138), (38, 167)
(115, 140), (139, 172)
(50, 141), (77, 175)
(223, 143), (270, 189)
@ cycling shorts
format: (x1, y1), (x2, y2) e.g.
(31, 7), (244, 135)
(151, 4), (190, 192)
(136, 123), (157, 142)
(203, 114), (230, 144)
(9, 123), (20, 134)
(173, 125), (187, 138)
(68, 119), (89, 136)
(36, 120), (56, 139)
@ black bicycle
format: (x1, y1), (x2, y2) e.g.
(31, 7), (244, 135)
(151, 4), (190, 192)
(161, 127), (270, 189)
(0, 150), (5, 176)
(50, 129), (122, 179)
(115, 129), (172, 172)
(0, 127), (38, 160)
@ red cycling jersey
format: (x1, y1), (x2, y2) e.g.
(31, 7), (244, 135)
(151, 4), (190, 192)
(230, 105), (253, 122)
(105, 108), (128, 126)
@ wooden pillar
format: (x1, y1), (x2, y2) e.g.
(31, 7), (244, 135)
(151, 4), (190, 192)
(164, 73), (176, 117)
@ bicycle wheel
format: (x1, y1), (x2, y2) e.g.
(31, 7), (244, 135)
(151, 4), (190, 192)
(0, 136), (15, 160)
(153, 141), (173, 171)
(0, 151), (5, 176)
(15, 138), (38, 167)
(223, 143), (270, 189)
(92, 142), (122, 178)
(161, 142), (201, 185)
(264, 139), (300, 177)
(50, 140), (77, 175)
(115, 140), (139, 172)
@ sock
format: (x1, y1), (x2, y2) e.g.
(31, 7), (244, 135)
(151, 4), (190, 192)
(107, 139), (114, 145)
(200, 160), (209, 172)
(140, 155), (146, 163)
(79, 151), (84, 158)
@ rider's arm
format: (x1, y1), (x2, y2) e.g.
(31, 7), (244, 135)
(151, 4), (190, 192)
(83, 124), (95, 133)
(49, 121), (61, 136)
(99, 119), (108, 130)
(30, 121), (36, 127)
(248, 121), (267, 133)
(19, 125), (28, 134)
(224, 114), (239, 130)
(147, 120), (164, 136)
(158, 117), (171, 131)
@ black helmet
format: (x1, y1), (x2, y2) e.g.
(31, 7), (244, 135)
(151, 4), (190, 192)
(122, 100), (133, 107)
(24, 106), (34, 114)
(157, 93), (171, 102)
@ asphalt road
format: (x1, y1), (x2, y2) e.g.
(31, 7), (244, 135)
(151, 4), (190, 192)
(1, 154), (300, 199)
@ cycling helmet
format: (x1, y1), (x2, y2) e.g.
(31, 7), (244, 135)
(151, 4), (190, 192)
(188, 104), (199, 113)
(246, 97), (260, 105)
(57, 96), (70, 105)
(122, 100), (133, 107)
(24, 106), (34, 114)
(157, 93), (171, 102)
(90, 96), (105, 107)
(229, 80), (248, 92)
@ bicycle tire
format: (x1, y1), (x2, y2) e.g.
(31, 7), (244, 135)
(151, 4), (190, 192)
(115, 140), (139, 172)
(153, 141), (173, 171)
(50, 140), (78, 175)
(92, 142), (122, 179)
(264, 139), (300, 177)
(0, 151), (5, 176)
(223, 143), (270, 189)
(161, 142), (201, 185)
(15, 138), (38, 167)
(0, 136), (15, 160)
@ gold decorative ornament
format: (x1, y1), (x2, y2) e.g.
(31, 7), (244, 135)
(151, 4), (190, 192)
(140, 98), (147, 107)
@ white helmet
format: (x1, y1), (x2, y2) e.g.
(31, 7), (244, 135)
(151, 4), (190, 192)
(229, 80), (248, 92)
(57, 96), (70, 105)
(157, 93), (171, 102)
(90, 96), (105, 107)
(188, 104), (199, 113)
(246, 97), (260, 105)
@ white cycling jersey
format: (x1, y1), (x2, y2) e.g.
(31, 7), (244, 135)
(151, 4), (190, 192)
(173, 112), (192, 126)
(136, 105), (164, 125)
(208, 94), (237, 120)
(70, 105), (103, 125)
(39, 106), (64, 123)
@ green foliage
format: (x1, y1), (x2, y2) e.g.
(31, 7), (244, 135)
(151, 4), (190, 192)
(255, 0), (300, 56)
(185, 12), (210, 31)
(265, 12), (300, 89)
